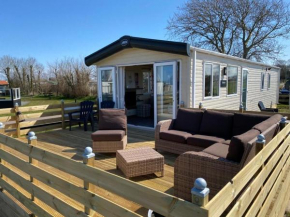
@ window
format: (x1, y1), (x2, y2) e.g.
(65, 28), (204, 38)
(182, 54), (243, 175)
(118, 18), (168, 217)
(268, 73), (271, 89)
(227, 66), (238, 95)
(204, 63), (220, 98)
(261, 72), (265, 90)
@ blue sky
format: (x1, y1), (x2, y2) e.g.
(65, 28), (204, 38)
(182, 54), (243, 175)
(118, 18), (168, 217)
(0, 0), (185, 66)
(0, 0), (289, 67)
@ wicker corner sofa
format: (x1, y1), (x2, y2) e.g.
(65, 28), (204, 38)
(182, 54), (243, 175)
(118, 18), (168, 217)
(155, 108), (283, 201)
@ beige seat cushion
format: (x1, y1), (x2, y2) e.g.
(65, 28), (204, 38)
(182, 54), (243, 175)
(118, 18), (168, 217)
(160, 130), (192, 143)
(187, 134), (225, 148)
(91, 130), (125, 141)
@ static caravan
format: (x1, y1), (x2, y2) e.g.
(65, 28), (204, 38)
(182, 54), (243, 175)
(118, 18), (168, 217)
(85, 36), (280, 128)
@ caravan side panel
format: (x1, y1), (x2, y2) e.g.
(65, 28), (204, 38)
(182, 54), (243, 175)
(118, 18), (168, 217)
(194, 52), (279, 111)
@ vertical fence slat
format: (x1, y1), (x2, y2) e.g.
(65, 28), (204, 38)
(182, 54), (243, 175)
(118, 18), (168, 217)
(0, 123), (4, 179)
(14, 103), (20, 138)
(61, 100), (65, 130)
(27, 132), (38, 202)
(82, 147), (95, 216)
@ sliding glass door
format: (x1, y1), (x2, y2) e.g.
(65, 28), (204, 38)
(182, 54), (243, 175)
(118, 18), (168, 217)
(154, 62), (177, 127)
(98, 67), (116, 108)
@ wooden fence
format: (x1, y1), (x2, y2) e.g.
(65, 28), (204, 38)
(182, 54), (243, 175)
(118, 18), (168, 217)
(0, 105), (289, 216)
(0, 122), (289, 216)
(0, 100), (97, 138)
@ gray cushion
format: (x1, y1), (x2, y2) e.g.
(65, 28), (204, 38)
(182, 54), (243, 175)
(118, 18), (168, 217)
(199, 110), (234, 139)
(160, 130), (192, 143)
(173, 109), (204, 134)
(99, 109), (127, 131)
(91, 130), (125, 141)
(203, 143), (229, 158)
(187, 134), (225, 148)
(253, 114), (283, 133)
(227, 129), (260, 162)
(232, 113), (269, 136)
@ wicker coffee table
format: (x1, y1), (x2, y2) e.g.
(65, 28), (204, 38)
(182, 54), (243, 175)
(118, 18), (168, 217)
(116, 147), (164, 179)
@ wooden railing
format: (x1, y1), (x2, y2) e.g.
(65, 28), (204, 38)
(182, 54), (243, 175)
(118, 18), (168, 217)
(0, 100), (97, 137)
(0, 107), (289, 216)
(0, 130), (207, 217)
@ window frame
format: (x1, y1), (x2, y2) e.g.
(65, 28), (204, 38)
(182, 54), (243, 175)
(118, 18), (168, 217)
(261, 72), (266, 90)
(267, 73), (271, 90)
(226, 65), (239, 96)
(203, 62), (221, 99)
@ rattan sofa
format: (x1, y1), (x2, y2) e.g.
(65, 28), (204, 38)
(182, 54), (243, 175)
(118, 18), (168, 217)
(91, 109), (127, 153)
(155, 108), (282, 201)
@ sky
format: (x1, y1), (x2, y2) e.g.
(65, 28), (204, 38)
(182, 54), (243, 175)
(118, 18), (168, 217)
(0, 0), (290, 67)
(0, 0), (185, 66)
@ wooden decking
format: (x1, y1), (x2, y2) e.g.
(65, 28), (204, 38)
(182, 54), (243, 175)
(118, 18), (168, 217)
(14, 126), (177, 216)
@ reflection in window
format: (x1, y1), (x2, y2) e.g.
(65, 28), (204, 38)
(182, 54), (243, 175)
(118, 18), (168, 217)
(101, 70), (113, 101)
(227, 66), (238, 95)
(261, 73), (265, 90)
(204, 63), (220, 97)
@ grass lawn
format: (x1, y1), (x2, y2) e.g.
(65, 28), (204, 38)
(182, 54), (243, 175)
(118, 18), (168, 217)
(277, 103), (290, 113)
(21, 95), (97, 107)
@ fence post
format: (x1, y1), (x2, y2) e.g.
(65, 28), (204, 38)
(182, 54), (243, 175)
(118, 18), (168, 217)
(82, 147), (95, 215)
(14, 103), (20, 138)
(27, 131), (38, 201)
(0, 123), (4, 178)
(61, 100), (65, 130)
(256, 134), (266, 155)
(199, 102), (203, 109)
(191, 178), (210, 207)
(239, 103), (244, 113)
(280, 117), (288, 130)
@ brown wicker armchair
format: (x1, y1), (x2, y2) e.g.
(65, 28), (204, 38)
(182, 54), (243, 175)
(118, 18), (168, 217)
(91, 109), (127, 153)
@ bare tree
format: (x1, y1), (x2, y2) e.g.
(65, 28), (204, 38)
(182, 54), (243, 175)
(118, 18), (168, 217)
(167, 0), (290, 61)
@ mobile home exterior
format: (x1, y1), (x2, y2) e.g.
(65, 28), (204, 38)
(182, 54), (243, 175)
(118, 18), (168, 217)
(85, 36), (280, 127)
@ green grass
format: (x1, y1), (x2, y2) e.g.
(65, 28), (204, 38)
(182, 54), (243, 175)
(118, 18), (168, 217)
(277, 104), (290, 113)
(21, 95), (96, 107)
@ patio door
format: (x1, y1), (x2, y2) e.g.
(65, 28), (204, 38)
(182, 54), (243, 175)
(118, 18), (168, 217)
(154, 62), (177, 127)
(241, 69), (248, 110)
(98, 67), (116, 108)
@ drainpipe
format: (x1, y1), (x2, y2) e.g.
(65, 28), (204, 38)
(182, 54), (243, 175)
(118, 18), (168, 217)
(192, 48), (197, 108)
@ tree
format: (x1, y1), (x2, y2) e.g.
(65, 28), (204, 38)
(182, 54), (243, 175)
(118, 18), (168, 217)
(167, 0), (290, 61)
(275, 59), (290, 81)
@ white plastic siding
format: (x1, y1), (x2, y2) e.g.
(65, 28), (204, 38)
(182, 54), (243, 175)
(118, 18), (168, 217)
(193, 52), (279, 111)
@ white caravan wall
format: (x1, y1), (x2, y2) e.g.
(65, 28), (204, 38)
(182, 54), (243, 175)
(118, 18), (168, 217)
(194, 52), (279, 111)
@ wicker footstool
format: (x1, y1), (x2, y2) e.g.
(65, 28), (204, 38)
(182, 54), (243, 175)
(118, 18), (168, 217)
(116, 147), (164, 179)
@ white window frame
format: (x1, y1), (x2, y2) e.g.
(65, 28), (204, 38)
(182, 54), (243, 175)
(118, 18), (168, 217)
(227, 65), (239, 96)
(203, 62), (221, 99)
(267, 73), (271, 90)
(261, 72), (266, 90)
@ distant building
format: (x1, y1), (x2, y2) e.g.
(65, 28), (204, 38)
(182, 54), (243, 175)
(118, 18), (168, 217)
(0, 81), (9, 94)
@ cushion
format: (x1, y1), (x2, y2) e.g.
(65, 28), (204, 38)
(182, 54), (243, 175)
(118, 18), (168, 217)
(159, 130), (192, 143)
(223, 140), (231, 145)
(199, 110), (234, 139)
(187, 134), (225, 148)
(91, 130), (125, 141)
(227, 129), (260, 162)
(203, 143), (229, 158)
(173, 109), (204, 133)
(232, 113), (269, 136)
(253, 114), (283, 133)
(99, 109), (126, 131)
